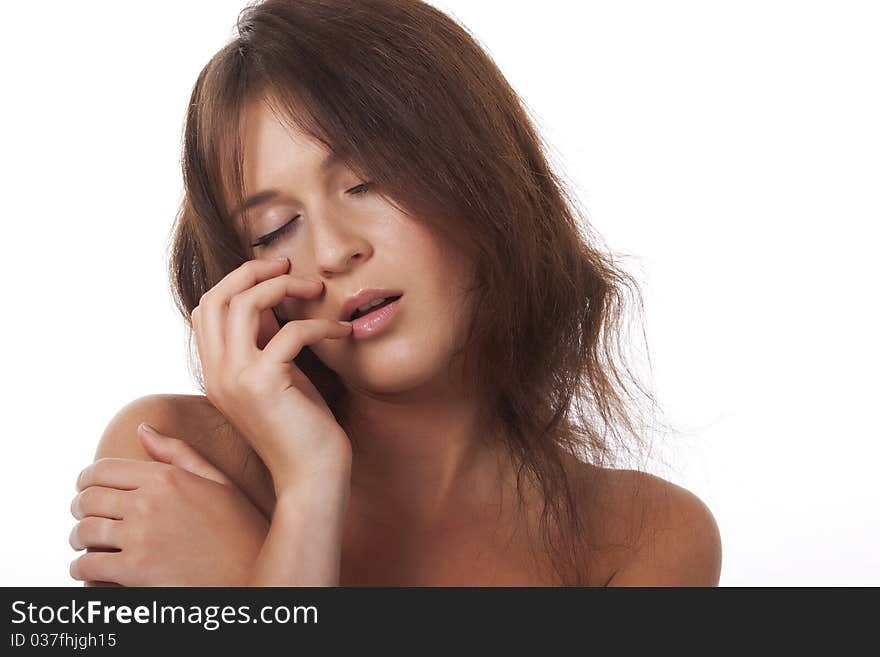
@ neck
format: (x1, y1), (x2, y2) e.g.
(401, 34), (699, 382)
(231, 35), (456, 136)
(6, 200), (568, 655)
(338, 378), (512, 532)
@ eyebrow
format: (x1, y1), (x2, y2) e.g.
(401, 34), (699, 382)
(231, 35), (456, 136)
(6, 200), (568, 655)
(230, 150), (343, 221)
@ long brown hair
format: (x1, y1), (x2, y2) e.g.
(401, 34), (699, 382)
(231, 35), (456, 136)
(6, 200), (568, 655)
(168, 0), (670, 585)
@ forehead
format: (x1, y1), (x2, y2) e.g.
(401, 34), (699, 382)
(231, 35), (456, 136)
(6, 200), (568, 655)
(239, 97), (331, 192)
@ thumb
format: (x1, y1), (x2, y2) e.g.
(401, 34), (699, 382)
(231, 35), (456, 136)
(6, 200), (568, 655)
(137, 422), (231, 485)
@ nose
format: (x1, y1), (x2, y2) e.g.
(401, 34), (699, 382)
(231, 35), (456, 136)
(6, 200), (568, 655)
(310, 208), (373, 277)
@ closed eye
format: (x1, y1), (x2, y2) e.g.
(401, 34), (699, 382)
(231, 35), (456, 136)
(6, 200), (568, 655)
(348, 182), (373, 195)
(251, 182), (374, 248)
(251, 215), (299, 248)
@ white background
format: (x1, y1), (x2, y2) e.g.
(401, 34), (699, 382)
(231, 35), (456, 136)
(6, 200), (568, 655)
(1, 1), (877, 586)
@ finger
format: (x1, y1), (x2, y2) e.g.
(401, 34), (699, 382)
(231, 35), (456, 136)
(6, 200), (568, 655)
(226, 275), (324, 366)
(69, 517), (124, 551)
(138, 422), (231, 485)
(70, 551), (125, 584)
(76, 458), (163, 492)
(196, 257), (294, 360)
(262, 317), (353, 363)
(71, 486), (130, 520)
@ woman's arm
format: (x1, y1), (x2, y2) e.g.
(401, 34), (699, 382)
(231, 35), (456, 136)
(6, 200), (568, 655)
(79, 396), (179, 588)
(74, 259), (356, 586)
(249, 469), (351, 586)
(70, 397), (271, 587)
(73, 395), (351, 586)
(183, 257), (358, 585)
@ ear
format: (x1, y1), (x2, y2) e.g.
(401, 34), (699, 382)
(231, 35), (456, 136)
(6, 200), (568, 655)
(256, 307), (283, 350)
(137, 423), (231, 485)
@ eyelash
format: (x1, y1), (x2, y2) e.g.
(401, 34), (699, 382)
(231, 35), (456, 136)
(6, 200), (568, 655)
(251, 182), (374, 248)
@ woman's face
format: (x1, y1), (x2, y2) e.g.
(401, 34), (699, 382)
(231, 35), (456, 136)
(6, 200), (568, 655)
(234, 97), (476, 394)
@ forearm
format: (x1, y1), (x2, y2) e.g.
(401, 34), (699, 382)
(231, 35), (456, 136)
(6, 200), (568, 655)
(247, 473), (351, 586)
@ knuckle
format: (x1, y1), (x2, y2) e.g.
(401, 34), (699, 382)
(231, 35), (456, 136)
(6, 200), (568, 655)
(75, 465), (90, 489)
(88, 517), (110, 546)
(279, 322), (306, 345)
(227, 293), (248, 314)
(78, 487), (95, 508)
(90, 458), (111, 479)
(280, 320), (302, 338)
(71, 553), (103, 583)
(70, 490), (86, 518)
(80, 517), (100, 542)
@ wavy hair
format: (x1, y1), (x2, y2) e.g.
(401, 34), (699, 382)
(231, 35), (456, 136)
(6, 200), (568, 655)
(168, 0), (670, 585)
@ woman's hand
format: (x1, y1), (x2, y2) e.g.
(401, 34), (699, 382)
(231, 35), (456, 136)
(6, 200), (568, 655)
(191, 256), (353, 495)
(69, 424), (269, 586)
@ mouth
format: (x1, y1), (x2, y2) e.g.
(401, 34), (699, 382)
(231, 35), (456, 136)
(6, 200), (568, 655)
(340, 288), (405, 322)
(348, 294), (403, 322)
(348, 294), (403, 340)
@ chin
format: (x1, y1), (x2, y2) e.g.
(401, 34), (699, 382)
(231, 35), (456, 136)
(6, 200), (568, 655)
(318, 338), (454, 397)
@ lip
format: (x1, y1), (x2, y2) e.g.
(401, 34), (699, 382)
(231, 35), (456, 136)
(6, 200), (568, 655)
(339, 288), (404, 322)
(349, 296), (402, 339)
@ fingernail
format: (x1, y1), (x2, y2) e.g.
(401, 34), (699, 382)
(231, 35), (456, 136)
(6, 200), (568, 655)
(274, 256), (288, 263)
(338, 321), (352, 327)
(139, 422), (156, 435)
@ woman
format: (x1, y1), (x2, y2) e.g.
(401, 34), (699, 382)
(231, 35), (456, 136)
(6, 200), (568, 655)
(69, 0), (721, 586)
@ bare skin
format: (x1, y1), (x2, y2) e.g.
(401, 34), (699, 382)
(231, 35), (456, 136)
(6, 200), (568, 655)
(69, 97), (721, 586)
(77, 393), (721, 586)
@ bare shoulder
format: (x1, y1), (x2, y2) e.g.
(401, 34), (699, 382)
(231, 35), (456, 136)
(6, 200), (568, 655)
(93, 394), (275, 517)
(565, 458), (722, 586)
(602, 467), (721, 586)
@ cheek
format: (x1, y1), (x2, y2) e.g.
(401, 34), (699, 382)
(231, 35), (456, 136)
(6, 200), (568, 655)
(425, 228), (475, 291)
(426, 245), (477, 319)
